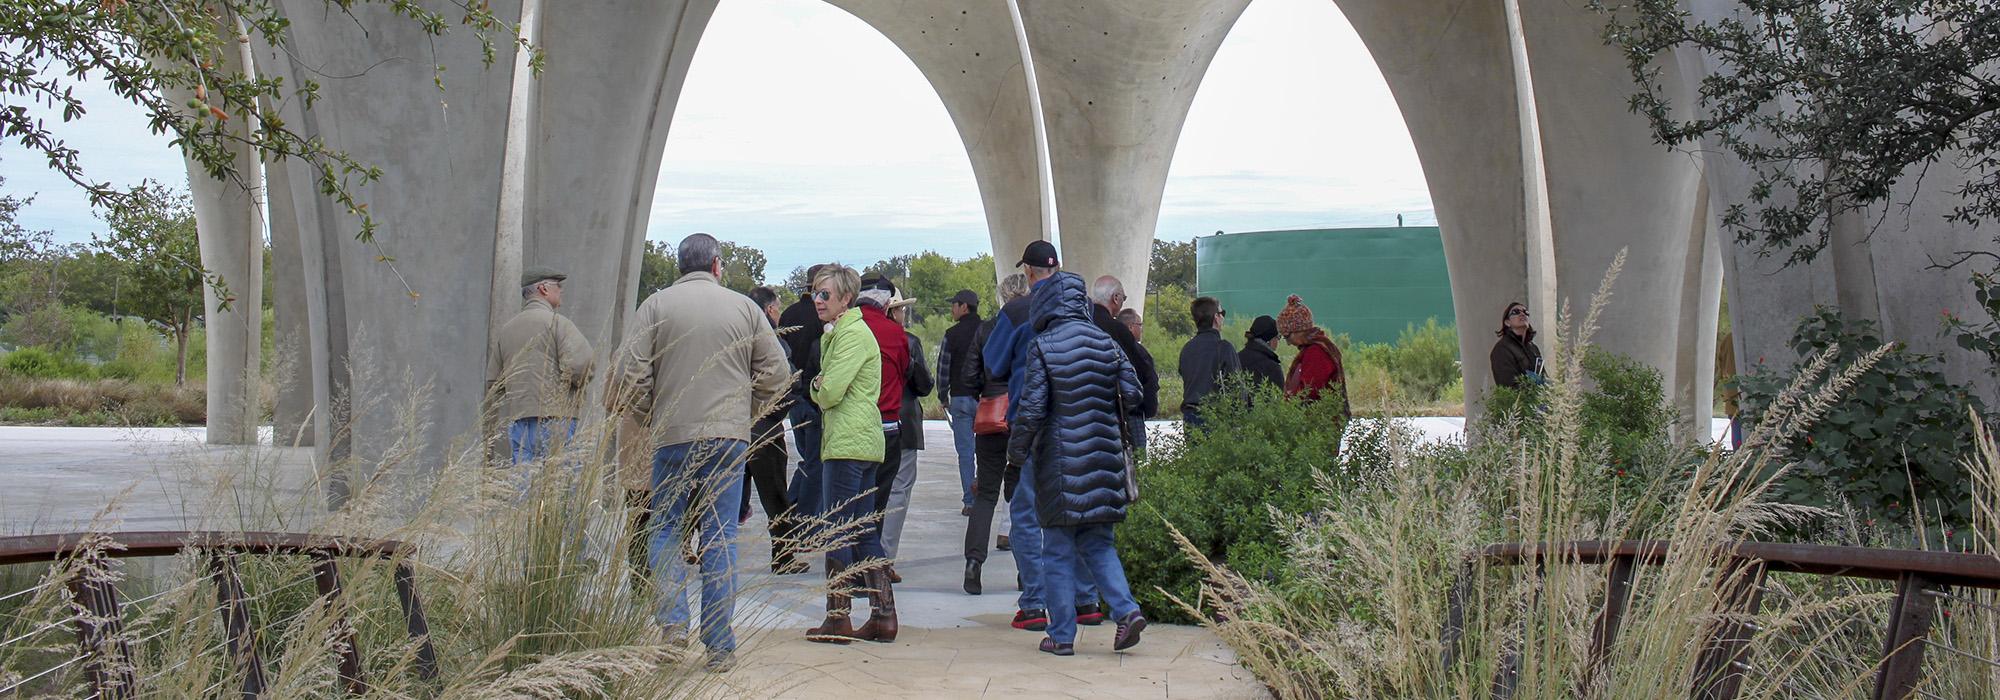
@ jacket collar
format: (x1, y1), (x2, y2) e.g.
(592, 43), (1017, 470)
(522, 298), (554, 312)
(674, 270), (719, 286)
(1245, 337), (1278, 359)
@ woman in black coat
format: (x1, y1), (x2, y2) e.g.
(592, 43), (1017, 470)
(1490, 302), (1544, 389)
(1238, 315), (1284, 391)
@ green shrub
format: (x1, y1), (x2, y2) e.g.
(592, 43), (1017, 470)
(1482, 346), (1675, 491)
(1387, 319), (1460, 403)
(1735, 308), (1992, 547)
(1, 346), (96, 380)
(1117, 377), (1348, 623)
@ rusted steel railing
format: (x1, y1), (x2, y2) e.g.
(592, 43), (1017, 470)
(0, 531), (437, 698)
(1441, 540), (2000, 700)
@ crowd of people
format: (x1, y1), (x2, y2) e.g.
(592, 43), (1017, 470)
(483, 233), (1545, 669)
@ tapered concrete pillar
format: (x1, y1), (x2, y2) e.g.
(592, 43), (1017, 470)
(1015, 0), (1252, 305)
(1517, 0), (1711, 426)
(828, 0), (1049, 284)
(257, 0), (524, 476)
(1332, 0), (1538, 420)
(267, 161), (314, 446)
(528, 0), (720, 354)
(170, 39), (265, 446)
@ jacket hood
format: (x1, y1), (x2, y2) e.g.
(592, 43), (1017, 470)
(1031, 272), (1093, 332)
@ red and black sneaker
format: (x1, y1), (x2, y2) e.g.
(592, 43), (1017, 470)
(1076, 604), (1107, 626)
(1011, 609), (1049, 631)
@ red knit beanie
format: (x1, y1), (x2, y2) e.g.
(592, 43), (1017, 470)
(1277, 294), (1314, 335)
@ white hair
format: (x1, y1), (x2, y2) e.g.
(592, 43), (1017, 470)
(1089, 275), (1125, 305)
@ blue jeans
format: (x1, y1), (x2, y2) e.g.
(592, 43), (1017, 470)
(948, 396), (979, 507)
(786, 401), (825, 523)
(822, 458), (886, 569)
(508, 417), (577, 465)
(648, 439), (749, 653)
(1043, 523), (1140, 644)
(1009, 458), (1098, 611)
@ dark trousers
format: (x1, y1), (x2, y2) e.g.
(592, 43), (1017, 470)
(867, 428), (904, 558)
(740, 422), (796, 562)
(963, 431), (1010, 563)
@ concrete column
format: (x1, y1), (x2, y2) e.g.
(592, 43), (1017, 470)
(258, 0), (523, 473)
(828, 0), (1049, 284)
(1517, 0), (1708, 424)
(266, 159), (313, 446)
(169, 35), (265, 446)
(1332, 0), (1535, 420)
(1015, 0), (1253, 305)
(528, 0), (720, 357)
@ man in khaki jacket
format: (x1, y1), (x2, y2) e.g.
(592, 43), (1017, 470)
(610, 233), (787, 668)
(487, 266), (594, 465)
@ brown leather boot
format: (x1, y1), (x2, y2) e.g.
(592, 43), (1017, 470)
(854, 567), (899, 643)
(806, 565), (856, 644)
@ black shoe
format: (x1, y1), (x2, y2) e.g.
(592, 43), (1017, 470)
(964, 560), (983, 595)
(1011, 609), (1049, 631)
(995, 534), (1011, 551)
(1114, 611), (1149, 651)
(1076, 604), (1106, 626)
(1039, 637), (1074, 656)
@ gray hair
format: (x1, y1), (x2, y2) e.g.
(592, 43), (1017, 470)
(521, 283), (539, 300)
(1116, 308), (1142, 325)
(1089, 275), (1125, 305)
(677, 233), (720, 276)
(998, 273), (1029, 303)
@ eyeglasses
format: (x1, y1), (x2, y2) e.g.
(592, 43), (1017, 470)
(1508, 308), (1530, 318)
(813, 290), (832, 302)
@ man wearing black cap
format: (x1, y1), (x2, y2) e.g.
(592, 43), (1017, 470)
(937, 288), (984, 514)
(487, 266), (595, 466)
(981, 240), (1104, 631)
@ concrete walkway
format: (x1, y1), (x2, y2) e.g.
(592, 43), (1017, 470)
(0, 423), (1268, 698)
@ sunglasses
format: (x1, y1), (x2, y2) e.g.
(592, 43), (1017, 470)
(813, 290), (832, 302)
(1508, 308), (1530, 318)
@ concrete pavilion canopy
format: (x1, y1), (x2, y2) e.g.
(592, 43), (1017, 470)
(171, 0), (1993, 490)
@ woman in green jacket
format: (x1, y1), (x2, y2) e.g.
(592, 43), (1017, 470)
(804, 265), (888, 644)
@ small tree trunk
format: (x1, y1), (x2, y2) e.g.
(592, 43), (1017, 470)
(174, 318), (189, 387)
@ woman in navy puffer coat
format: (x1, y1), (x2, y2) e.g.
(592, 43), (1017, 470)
(1006, 271), (1149, 656)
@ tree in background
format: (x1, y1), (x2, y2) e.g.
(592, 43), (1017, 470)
(862, 254), (915, 284)
(94, 182), (204, 385)
(1150, 239), (1196, 294)
(1597, 0), (2000, 368)
(634, 238), (769, 304)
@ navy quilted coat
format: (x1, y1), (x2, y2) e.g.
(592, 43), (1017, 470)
(1006, 272), (1143, 528)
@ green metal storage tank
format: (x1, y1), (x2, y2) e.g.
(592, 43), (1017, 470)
(1194, 227), (1454, 345)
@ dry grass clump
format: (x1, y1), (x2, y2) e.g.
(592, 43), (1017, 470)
(1170, 253), (2000, 699)
(0, 375), (205, 426)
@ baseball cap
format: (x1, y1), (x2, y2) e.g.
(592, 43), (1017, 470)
(950, 289), (979, 307)
(1016, 240), (1059, 268)
(521, 266), (566, 287)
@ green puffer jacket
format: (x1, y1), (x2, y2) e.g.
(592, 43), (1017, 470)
(811, 307), (885, 463)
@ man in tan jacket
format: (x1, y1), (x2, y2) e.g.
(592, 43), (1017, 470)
(487, 266), (594, 465)
(610, 233), (787, 668)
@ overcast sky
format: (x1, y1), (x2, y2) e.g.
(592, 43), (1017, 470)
(1, 0), (1431, 279)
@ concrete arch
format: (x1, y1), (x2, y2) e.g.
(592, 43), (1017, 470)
(824, 0), (1048, 284)
(1329, 0), (1539, 421)
(1018, 0), (1253, 301)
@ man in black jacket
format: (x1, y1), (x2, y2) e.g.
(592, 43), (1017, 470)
(1088, 276), (1157, 453)
(1177, 296), (1240, 429)
(937, 289), (984, 513)
(778, 264), (828, 528)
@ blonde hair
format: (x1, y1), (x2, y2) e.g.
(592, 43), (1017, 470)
(813, 264), (861, 304)
(998, 273), (1029, 303)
